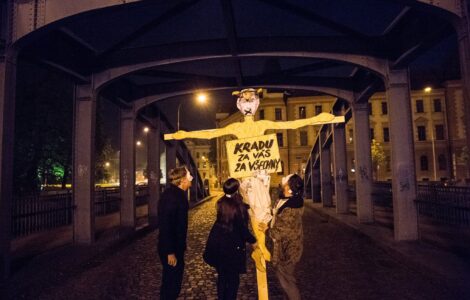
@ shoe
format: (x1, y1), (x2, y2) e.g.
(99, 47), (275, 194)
(251, 248), (266, 273)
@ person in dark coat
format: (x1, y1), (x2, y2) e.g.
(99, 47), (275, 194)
(203, 178), (257, 300)
(157, 166), (192, 300)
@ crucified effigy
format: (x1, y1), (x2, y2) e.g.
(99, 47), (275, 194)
(164, 88), (344, 299)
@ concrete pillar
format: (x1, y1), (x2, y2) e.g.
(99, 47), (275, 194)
(310, 166), (321, 202)
(165, 141), (177, 185)
(333, 123), (349, 214)
(0, 48), (16, 279)
(352, 102), (373, 223)
(320, 145), (333, 207)
(120, 109), (136, 231)
(73, 84), (96, 244)
(147, 115), (160, 228)
(457, 13), (470, 176)
(386, 68), (418, 241)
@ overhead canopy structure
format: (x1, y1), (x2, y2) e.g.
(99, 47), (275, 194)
(12, 0), (461, 108)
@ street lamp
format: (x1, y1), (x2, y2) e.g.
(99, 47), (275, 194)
(177, 92), (208, 131)
(143, 127), (149, 133)
(136, 140), (142, 146)
(424, 86), (432, 93)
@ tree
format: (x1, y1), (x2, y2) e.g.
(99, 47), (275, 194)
(371, 139), (386, 181)
(14, 61), (73, 194)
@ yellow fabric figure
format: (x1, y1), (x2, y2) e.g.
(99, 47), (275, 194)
(165, 88), (345, 300)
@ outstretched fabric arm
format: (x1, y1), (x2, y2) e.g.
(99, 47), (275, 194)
(164, 125), (236, 140)
(268, 112), (344, 130)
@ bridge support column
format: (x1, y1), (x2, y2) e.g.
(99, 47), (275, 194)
(386, 68), (418, 241)
(352, 102), (373, 223)
(310, 165), (321, 202)
(165, 141), (177, 184)
(457, 13), (470, 176)
(320, 146), (333, 207)
(120, 109), (136, 232)
(333, 123), (349, 214)
(73, 84), (96, 244)
(147, 114), (161, 229)
(0, 49), (16, 280)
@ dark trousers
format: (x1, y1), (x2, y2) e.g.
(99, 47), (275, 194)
(217, 269), (240, 300)
(159, 253), (185, 300)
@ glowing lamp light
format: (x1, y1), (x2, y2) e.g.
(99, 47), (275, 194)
(105, 162), (110, 168)
(424, 86), (432, 93)
(196, 93), (207, 103)
(136, 141), (142, 146)
(143, 127), (149, 133)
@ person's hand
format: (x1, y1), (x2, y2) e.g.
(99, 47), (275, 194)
(258, 222), (269, 232)
(167, 254), (177, 267)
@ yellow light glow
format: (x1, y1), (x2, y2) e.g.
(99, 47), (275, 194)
(105, 162), (110, 167)
(143, 127), (149, 133)
(136, 141), (142, 146)
(424, 86), (432, 93)
(196, 93), (207, 103)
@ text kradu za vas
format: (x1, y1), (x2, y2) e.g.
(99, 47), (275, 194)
(233, 139), (281, 172)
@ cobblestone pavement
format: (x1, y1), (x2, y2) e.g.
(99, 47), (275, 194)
(6, 196), (464, 300)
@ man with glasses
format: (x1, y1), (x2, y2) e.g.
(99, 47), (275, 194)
(157, 166), (193, 299)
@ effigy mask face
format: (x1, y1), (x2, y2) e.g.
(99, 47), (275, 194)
(236, 88), (259, 116)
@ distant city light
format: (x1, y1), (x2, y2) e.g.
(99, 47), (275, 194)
(196, 93), (207, 103)
(424, 86), (432, 93)
(143, 127), (149, 133)
(136, 141), (142, 146)
(351, 168), (355, 173)
(105, 162), (110, 168)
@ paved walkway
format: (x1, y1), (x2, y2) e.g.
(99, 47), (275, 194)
(3, 196), (468, 299)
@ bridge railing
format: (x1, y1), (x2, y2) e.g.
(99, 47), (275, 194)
(12, 185), (151, 238)
(416, 184), (470, 226)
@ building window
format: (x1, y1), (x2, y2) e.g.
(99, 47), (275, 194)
(416, 99), (424, 113)
(196, 152), (199, 158)
(368, 102), (372, 115)
(203, 172), (206, 178)
(383, 127), (390, 142)
(259, 109), (265, 120)
(385, 156), (391, 172)
(300, 131), (308, 146)
(420, 155), (428, 171)
(315, 105), (322, 115)
(381, 102), (388, 115)
(370, 128), (374, 141)
(417, 126), (426, 141)
(275, 108), (282, 120)
(433, 99), (442, 112)
(276, 132), (284, 147)
(299, 106), (306, 119)
(438, 154), (447, 171)
(435, 125), (445, 140)
(349, 129), (353, 143)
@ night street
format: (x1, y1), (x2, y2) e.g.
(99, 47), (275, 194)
(4, 195), (466, 300)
